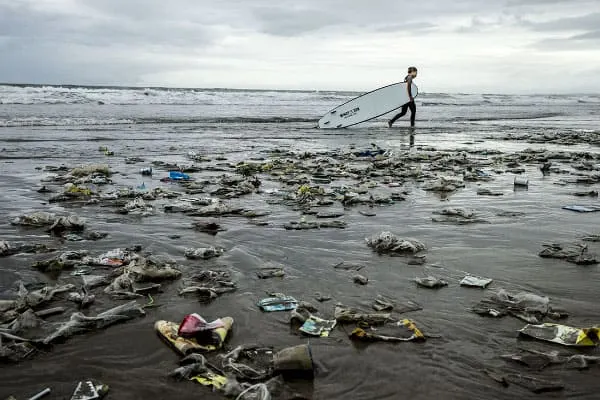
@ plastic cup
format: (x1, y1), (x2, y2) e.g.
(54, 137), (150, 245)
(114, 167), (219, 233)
(273, 344), (314, 377)
(514, 176), (529, 187)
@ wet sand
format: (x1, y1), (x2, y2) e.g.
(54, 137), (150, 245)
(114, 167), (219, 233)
(1, 120), (600, 399)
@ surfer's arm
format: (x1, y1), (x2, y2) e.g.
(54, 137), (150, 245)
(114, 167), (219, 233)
(406, 77), (414, 100)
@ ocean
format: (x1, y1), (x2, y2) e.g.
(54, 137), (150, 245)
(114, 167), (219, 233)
(0, 83), (599, 400)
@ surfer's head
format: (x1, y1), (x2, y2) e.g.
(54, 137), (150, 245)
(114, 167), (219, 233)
(408, 66), (418, 78)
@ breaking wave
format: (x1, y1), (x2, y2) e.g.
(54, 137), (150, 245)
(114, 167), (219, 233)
(0, 116), (318, 127)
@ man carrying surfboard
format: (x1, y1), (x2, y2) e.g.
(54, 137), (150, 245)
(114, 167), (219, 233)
(388, 66), (418, 128)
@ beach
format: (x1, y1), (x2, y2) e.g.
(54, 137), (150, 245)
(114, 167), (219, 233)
(1, 84), (599, 400)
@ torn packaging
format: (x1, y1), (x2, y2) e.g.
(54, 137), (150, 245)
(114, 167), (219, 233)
(257, 296), (298, 312)
(519, 323), (600, 347)
(350, 319), (425, 342)
(43, 301), (145, 345)
(155, 317), (234, 355)
(299, 316), (337, 337)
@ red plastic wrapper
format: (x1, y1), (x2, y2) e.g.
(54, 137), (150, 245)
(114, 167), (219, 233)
(177, 313), (225, 338)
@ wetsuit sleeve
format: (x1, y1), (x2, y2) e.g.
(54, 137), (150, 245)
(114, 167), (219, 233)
(406, 76), (413, 98)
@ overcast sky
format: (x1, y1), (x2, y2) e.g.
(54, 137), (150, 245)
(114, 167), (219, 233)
(1, 0), (599, 93)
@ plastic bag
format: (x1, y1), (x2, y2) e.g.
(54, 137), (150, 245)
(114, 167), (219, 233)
(236, 384), (271, 400)
(177, 313), (225, 338)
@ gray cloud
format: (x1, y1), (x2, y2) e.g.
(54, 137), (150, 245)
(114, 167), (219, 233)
(374, 22), (438, 33)
(505, 0), (582, 5)
(0, 1), (217, 48)
(0, 0), (599, 91)
(533, 29), (600, 51)
(572, 30), (600, 40)
(524, 12), (600, 31)
(251, 7), (344, 36)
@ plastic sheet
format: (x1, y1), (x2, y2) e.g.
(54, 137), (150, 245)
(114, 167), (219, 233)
(43, 301), (145, 344)
(366, 232), (426, 254)
(519, 323), (600, 347)
(257, 296), (298, 312)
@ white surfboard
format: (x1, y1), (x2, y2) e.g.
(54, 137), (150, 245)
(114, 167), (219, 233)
(318, 82), (418, 129)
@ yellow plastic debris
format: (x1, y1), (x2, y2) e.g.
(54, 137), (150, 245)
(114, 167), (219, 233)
(519, 323), (599, 347)
(350, 319), (425, 342)
(190, 372), (228, 389)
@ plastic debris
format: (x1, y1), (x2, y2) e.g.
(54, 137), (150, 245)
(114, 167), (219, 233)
(350, 319), (425, 343)
(460, 275), (493, 288)
(505, 373), (563, 393)
(372, 297), (394, 312)
(423, 176), (465, 193)
(169, 171), (191, 181)
(562, 205), (600, 213)
(514, 176), (529, 187)
(192, 220), (225, 235)
(359, 210), (376, 217)
(9, 212), (54, 227)
(14, 281), (76, 310)
(0, 241), (55, 257)
(472, 289), (557, 323)
(67, 291), (95, 309)
(316, 211), (345, 219)
(219, 345), (274, 381)
(169, 354), (228, 389)
(257, 296), (298, 312)
(127, 256), (182, 282)
(519, 323), (600, 347)
(34, 307), (66, 318)
(119, 198), (153, 215)
(184, 246), (225, 260)
(583, 234), (600, 242)
(415, 276), (448, 289)
(273, 344), (314, 377)
(140, 167), (153, 176)
(48, 215), (85, 235)
(332, 261), (365, 271)
(315, 293), (332, 302)
(366, 232), (426, 255)
(177, 313), (225, 338)
(352, 274), (368, 285)
(299, 316), (337, 337)
(486, 370), (564, 393)
(354, 148), (386, 158)
(256, 267), (285, 279)
(472, 289), (555, 323)
(539, 243), (598, 265)
(501, 348), (600, 371)
(42, 301), (145, 344)
(26, 388), (51, 400)
(96, 248), (129, 267)
(179, 269), (236, 302)
(169, 359), (208, 381)
(70, 164), (111, 178)
(70, 380), (109, 400)
(190, 372), (228, 390)
(477, 188), (504, 196)
(0, 332), (37, 363)
(334, 304), (391, 325)
(573, 190), (599, 197)
(235, 384), (271, 400)
(155, 317), (234, 354)
(284, 220), (346, 230)
(432, 208), (487, 224)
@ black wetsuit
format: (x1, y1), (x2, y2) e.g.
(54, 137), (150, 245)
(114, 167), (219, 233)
(389, 75), (416, 127)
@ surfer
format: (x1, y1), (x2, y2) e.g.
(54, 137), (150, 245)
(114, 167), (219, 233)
(388, 66), (418, 128)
